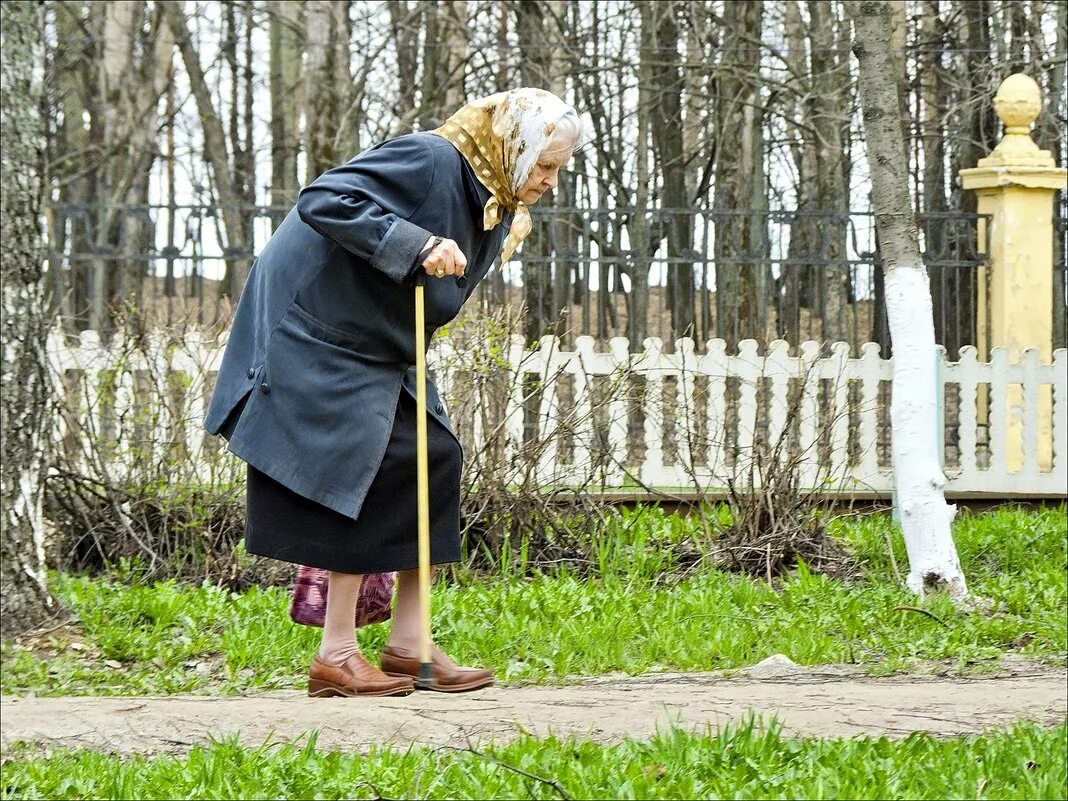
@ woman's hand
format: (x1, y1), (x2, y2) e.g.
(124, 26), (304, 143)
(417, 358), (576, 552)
(421, 236), (467, 279)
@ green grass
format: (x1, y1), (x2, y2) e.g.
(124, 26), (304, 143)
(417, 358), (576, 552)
(3, 718), (1064, 800)
(1, 506), (1064, 695)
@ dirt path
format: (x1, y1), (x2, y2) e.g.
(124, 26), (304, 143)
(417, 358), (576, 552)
(3, 658), (1065, 756)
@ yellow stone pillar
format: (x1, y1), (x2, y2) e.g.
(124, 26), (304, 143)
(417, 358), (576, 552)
(960, 73), (1066, 471)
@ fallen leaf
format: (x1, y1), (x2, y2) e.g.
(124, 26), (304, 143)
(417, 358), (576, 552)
(643, 764), (667, 779)
(1010, 633), (1035, 649)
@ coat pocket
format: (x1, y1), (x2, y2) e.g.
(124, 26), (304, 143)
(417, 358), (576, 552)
(288, 300), (382, 357)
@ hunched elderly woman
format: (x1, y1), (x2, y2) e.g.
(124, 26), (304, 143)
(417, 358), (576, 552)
(205, 88), (583, 697)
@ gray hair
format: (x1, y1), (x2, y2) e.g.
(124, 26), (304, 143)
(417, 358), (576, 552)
(545, 109), (587, 153)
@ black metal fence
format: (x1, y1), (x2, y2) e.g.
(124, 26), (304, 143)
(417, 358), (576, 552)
(44, 201), (1010, 354)
(1055, 196), (1067, 351)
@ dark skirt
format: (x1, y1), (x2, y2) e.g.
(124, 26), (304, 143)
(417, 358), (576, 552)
(240, 388), (463, 574)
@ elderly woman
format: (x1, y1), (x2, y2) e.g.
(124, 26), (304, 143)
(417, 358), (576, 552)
(204, 89), (582, 697)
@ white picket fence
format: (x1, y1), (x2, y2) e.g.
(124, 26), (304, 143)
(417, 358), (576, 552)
(46, 326), (1067, 498)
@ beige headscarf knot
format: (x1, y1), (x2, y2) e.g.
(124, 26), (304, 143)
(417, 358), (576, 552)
(433, 88), (577, 263)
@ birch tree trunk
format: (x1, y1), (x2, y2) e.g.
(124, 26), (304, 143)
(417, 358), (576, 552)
(1, 0), (60, 637)
(849, 0), (966, 597)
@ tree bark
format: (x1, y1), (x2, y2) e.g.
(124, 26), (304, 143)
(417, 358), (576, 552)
(419, 0), (443, 128)
(269, 0), (303, 215)
(713, 0), (764, 348)
(49, 0), (94, 333)
(516, 0), (561, 344)
(626, 1), (656, 349)
(390, 1), (420, 132)
(921, 2), (952, 351)
(443, 0), (469, 112)
(950, 0), (998, 351)
(648, 1), (696, 346)
(808, 0), (849, 347)
(304, 0), (354, 182)
(781, 0), (811, 344)
(1, 0), (60, 637)
(849, 0), (966, 597)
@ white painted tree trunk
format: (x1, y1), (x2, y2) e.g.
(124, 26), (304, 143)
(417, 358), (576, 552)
(883, 270), (965, 595)
(849, 0), (966, 596)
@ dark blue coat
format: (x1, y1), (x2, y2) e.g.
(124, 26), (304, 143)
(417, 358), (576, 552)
(204, 132), (511, 519)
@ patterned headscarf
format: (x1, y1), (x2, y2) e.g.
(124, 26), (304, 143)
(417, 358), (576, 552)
(433, 88), (579, 263)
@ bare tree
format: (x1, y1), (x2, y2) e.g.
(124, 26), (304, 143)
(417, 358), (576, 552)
(647, 1), (696, 345)
(163, 1), (249, 299)
(921, 2), (951, 349)
(389, 0), (420, 133)
(807, 0), (850, 346)
(780, 0), (812, 345)
(849, 0), (966, 596)
(269, 0), (304, 214)
(443, 0), (470, 111)
(516, 0), (565, 344)
(304, 0), (355, 182)
(1, 0), (60, 636)
(713, 0), (766, 347)
(34, 0), (1061, 350)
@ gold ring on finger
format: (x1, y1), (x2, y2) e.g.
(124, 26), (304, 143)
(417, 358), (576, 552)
(436, 268), (445, 278)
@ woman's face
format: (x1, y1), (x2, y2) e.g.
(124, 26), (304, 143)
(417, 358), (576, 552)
(516, 145), (573, 205)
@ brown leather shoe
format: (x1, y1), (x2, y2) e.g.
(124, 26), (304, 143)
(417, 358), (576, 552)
(379, 644), (494, 692)
(308, 652), (415, 697)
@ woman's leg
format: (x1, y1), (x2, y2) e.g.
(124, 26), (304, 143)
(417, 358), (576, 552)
(379, 564), (493, 690)
(318, 571), (363, 665)
(385, 566), (435, 654)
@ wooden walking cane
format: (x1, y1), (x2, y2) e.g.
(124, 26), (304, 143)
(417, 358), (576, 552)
(413, 270), (434, 689)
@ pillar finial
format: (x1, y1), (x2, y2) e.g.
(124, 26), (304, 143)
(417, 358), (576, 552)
(980, 73), (1054, 168)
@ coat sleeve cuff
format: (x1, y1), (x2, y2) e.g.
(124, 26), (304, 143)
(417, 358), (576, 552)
(371, 217), (433, 284)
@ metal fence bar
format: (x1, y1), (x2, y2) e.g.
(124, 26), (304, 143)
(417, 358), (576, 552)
(42, 202), (1019, 355)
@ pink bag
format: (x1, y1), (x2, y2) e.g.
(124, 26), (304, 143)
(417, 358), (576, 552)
(289, 566), (395, 628)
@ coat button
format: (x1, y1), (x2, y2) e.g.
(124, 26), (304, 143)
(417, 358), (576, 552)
(260, 382), (270, 394)
(435, 403), (444, 414)
(247, 368), (255, 379)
